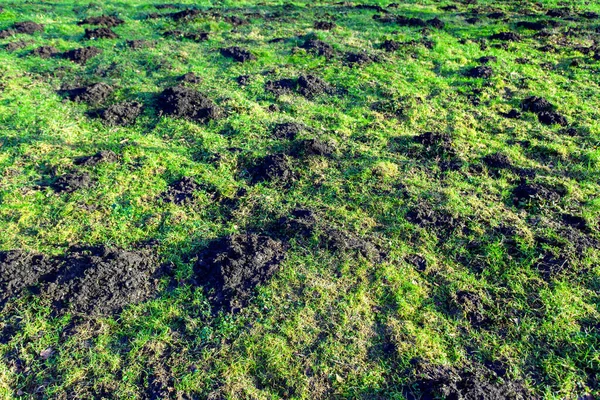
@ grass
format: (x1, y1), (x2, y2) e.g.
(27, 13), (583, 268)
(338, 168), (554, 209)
(0, 0), (599, 398)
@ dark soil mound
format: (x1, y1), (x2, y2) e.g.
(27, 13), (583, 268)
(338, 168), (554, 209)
(546, 8), (570, 18)
(483, 153), (512, 169)
(169, 9), (202, 21)
(74, 150), (118, 166)
(157, 85), (221, 122)
(296, 138), (335, 157)
(272, 122), (305, 140)
(537, 111), (568, 126)
(300, 39), (334, 57)
(346, 51), (378, 66)
(382, 40), (401, 52)
(314, 20), (336, 30)
(61, 46), (103, 64)
(62, 83), (113, 104)
(521, 96), (554, 113)
(266, 75), (333, 98)
(178, 72), (201, 84)
(409, 362), (531, 400)
(490, 32), (521, 41)
(454, 290), (487, 326)
(406, 204), (461, 232)
(162, 177), (201, 205)
(0, 251), (55, 304)
(127, 40), (151, 49)
(14, 21), (44, 34)
(220, 46), (256, 62)
(43, 246), (159, 315)
(84, 27), (119, 40)
(534, 253), (569, 279)
(512, 181), (566, 207)
(428, 17), (445, 29)
(500, 109), (521, 119)
(4, 41), (28, 52)
(163, 30), (209, 42)
(100, 102), (143, 126)
(51, 173), (92, 193)
(414, 132), (455, 156)
(297, 74), (333, 98)
(78, 15), (124, 27)
(237, 75), (250, 86)
(31, 46), (58, 58)
(477, 56), (497, 64)
(517, 21), (547, 30)
(561, 214), (589, 232)
(251, 154), (294, 183)
(465, 65), (493, 78)
(194, 234), (286, 309)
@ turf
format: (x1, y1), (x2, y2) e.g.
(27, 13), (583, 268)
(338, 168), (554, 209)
(0, 0), (599, 398)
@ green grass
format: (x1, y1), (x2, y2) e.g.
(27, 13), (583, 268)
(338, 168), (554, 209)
(0, 0), (599, 398)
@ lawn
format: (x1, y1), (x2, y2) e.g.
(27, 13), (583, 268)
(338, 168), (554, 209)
(0, 0), (599, 398)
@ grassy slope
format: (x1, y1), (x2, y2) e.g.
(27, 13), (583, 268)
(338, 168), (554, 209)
(0, 0), (599, 398)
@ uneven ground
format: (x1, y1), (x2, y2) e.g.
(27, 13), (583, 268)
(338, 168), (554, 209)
(0, 0), (599, 398)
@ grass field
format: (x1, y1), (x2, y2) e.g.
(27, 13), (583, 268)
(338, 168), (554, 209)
(0, 0), (599, 398)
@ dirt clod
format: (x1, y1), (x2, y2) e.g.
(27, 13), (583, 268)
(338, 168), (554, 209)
(51, 173), (92, 193)
(43, 246), (159, 315)
(297, 74), (332, 98)
(512, 181), (566, 207)
(0, 251), (54, 304)
(61, 46), (103, 64)
(178, 72), (201, 84)
(31, 46), (58, 58)
(74, 150), (118, 166)
(300, 39), (334, 57)
(78, 15), (124, 27)
(490, 32), (521, 41)
(84, 27), (119, 40)
(251, 154), (294, 183)
(220, 46), (256, 62)
(466, 65), (493, 78)
(100, 102), (143, 126)
(62, 83), (113, 104)
(382, 40), (401, 52)
(521, 96), (554, 113)
(194, 234), (286, 310)
(537, 111), (568, 126)
(414, 132), (455, 156)
(162, 177), (202, 205)
(314, 20), (336, 30)
(272, 122), (305, 140)
(157, 85), (221, 122)
(14, 21), (44, 34)
(346, 51), (378, 66)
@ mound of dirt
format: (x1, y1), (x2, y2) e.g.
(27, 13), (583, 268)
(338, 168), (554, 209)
(178, 72), (201, 84)
(220, 46), (256, 62)
(482, 152), (512, 169)
(251, 154), (294, 183)
(521, 96), (554, 113)
(406, 204), (461, 232)
(74, 150), (118, 166)
(78, 15), (124, 27)
(51, 173), (92, 193)
(477, 55), (497, 64)
(297, 74), (333, 98)
(512, 181), (566, 207)
(14, 21), (44, 34)
(163, 30), (209, 42)
(428, 17), (445, 29)
(31, 46), (58, 58)
(43, 246), (159, 315)
(465, 65), (493, 78)
(84, 27), (119, 40)
(314, 20), (336, 30)
(157, 85), (221, 122)
(237, 75), (250, 86)
(537, 111), (568, 126)
(382, 40), (401, 52)
(127, 39), (151, 49)
(300, 39), (334, 57)
(489, 32), (521, 41)
(100, 101), (143, 126)
(454, 290), (487, 327)
(162, 177), (202, 205)
(61, 82), (113, 104)
(517, 21), (547, 31)
(4, 41), (28, 52)
(0, 251), (55, 304)
(266, 75), (333, 98)
(295, 138), (336, 157)
(500, 109), (521, 119)
(346, 51), (378, 66)
(61, 46), (103, 64)
(223, 15), (248, 27)
(409, 362), (531, 400)
(169, 9), (202, 21)
(194, 234), (286, 309)
(272, 122), (305, 139)
(414, 132), (455, 156)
